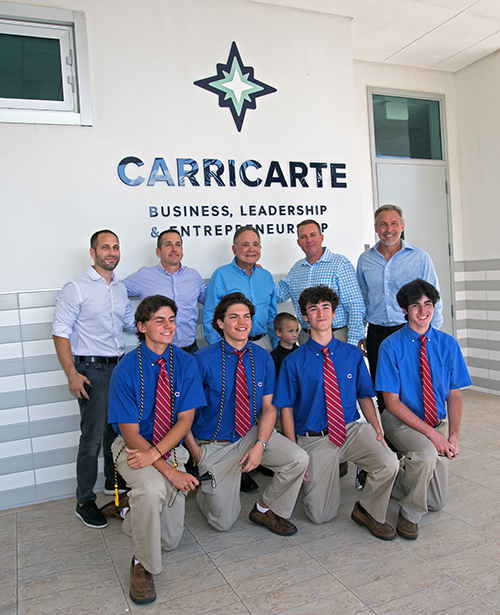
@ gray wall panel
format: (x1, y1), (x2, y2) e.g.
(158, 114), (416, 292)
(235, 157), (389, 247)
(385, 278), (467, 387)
(29, 416), (80, 438)
(0, 455), (33, 476)
(33, 448), (77, 469)
(0, 423), (30, 444)
(1, 326), (22, 343)
(0, 390), (28, 412)
(26, 385), (74, 406)
(0, 486), (37, 509)
(0, 358), (24, 377)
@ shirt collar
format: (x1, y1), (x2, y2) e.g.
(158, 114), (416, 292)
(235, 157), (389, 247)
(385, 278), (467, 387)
(140, 340), (172, 363)
(157, 262), (184, 276)
(231, 257), (256, 274)
(373, 238), (414, 255)
(221, 338), (250, 356)
(306, 334), (338, 355)
(87, 265), (118, 285)
(402, 323), (435, 342)
(301, 247), (332, 267)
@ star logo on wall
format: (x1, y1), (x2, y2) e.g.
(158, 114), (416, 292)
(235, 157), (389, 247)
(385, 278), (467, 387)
(194, 41), (277, 132)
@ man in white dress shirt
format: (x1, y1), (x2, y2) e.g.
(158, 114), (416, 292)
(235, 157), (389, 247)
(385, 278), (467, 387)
(53, 230), (136, 529)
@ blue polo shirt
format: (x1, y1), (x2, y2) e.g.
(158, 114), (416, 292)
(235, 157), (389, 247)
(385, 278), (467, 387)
(108, 341), (206, 440)
(192, 340), (275, 442)
(273, 336), (375, 435)
(376, 324), (472, 422)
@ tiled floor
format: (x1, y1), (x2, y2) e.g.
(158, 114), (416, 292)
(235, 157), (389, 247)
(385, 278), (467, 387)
(3, 389), (500, 615)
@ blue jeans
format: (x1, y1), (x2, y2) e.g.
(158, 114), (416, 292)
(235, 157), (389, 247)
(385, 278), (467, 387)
(74, 360), (118, 504)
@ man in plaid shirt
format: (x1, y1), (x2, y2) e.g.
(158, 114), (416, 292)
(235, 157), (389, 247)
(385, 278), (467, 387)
(275, 219), (365, 347)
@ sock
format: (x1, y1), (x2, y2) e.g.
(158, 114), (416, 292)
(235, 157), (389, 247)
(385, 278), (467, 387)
(133, 558), (140, 566)
(256, 502), (269, 513)
(120, 506), (130, 519)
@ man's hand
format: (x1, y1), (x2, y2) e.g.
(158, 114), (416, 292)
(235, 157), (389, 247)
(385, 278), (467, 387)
(165, 467), (199, 492)
(238, 443), (264, 473)
(373, 425), (386, 445)
(189, 442), (203, 465)
(68, 370), (91, 400)
(447, 434), (459, 457)
(126, 447), (159, 469)
(358, 338), (367, 357)
(428, 430), (457, 458)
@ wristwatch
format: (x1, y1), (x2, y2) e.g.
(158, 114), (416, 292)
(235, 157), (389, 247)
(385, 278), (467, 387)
(256, 438), (268, 451)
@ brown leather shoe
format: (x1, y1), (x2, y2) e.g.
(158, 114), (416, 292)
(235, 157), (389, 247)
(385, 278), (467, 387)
(397, 510), (419, 540)
(100, 495), (130, 518)
(351, 502), (396, 541)
(249, 504), (297, 536)
(129, 558), (156, 604)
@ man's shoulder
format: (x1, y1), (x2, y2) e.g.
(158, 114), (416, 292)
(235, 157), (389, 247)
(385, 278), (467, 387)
(253, 265), (274, 282)
(357, 245), (377, 268)
(249, 341), (273, 360)
(58, 268), (95, 298)
(171, 343), (198, 366)
(179, 265), (204, 279)
(288, 257), (308, 274)
(209, 262), (233, 282)
(113, 346), (139, 377)
(194, 342), (219, 362)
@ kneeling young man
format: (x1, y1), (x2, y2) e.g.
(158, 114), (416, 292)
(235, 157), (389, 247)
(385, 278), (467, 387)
(108, 295), (206, 604)
(184, 292), (308, 536)
(274, 286), (399, 540)
(376, 279), (472, 540)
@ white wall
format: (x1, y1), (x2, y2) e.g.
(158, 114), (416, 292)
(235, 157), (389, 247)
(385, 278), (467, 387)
(0, 0), (364, 293)
(455, 49), (500, 262)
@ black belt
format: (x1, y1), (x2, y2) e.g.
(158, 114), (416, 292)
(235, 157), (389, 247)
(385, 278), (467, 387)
(75, 355), (122, 364)
(249, 334), (264, 341)
(368, 323), (405, 333)
(302, 429), (329, 437)
(180, 341), (198, 353)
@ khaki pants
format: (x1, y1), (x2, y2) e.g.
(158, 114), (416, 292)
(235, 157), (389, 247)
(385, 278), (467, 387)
(297, 422), (399, 525)
(112, 436), (188, 575)
(381, 412), (449, 524)
(196, 425), (309, 532)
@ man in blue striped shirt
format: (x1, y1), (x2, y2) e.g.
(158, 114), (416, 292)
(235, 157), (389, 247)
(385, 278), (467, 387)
(275, 220), (365, 346)
(357, 204), (442, 410)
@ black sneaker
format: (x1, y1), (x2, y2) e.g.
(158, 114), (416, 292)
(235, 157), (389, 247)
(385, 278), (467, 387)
(76, 500), (108, 528)
(104, 480), (129, 495)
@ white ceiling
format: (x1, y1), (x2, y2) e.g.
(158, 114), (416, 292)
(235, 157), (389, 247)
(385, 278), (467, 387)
(249, 0), (500, 72)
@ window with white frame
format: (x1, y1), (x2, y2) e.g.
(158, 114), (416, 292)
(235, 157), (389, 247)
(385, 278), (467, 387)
(0, 2), (92, 125)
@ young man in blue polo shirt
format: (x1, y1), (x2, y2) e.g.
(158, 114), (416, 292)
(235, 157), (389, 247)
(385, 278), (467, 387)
(376, 279), (472, 540)
(184, 292), (308, 536)
(274, 285), (399, 540)
(108, 295), (206, 604)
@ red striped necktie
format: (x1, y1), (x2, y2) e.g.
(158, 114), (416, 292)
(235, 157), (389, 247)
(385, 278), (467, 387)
(153, 357), (172, 459)
(233, 349), (252, 437)
(322, 346), (347, 447)
(419, 335), (438, 427)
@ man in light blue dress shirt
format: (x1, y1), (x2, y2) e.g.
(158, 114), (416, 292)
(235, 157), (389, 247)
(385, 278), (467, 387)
(357, 205), (442, 410)
(123, 229), (206, 353)
(275, 219), (365, 346)
(53, 230), (136, 529)
(203, 226), (278, 351)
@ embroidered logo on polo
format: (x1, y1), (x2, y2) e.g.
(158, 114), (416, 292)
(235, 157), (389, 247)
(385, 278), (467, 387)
(194, 41), (277, 132)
